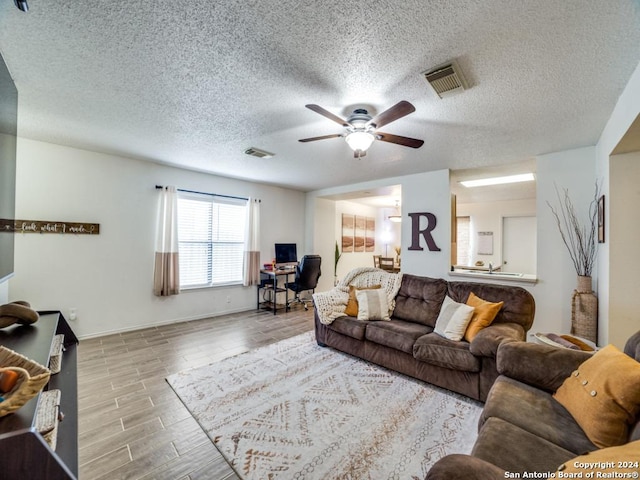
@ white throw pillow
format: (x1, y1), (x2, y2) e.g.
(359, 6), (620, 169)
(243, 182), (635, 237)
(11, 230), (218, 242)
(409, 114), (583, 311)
(356, 289), (391, 321)
(434, 296), (475, 341)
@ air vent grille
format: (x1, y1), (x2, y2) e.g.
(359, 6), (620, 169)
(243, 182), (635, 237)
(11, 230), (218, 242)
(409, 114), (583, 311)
(244, 147), (275, 158)
(422, 61), (468, 99)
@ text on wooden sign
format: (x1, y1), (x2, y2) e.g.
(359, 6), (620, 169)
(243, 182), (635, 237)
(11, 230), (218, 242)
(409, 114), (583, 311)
(0, 219), (100, 235)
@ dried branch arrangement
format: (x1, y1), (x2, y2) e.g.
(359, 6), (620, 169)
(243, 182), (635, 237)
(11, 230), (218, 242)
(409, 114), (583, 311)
(547, 182), (600, 277)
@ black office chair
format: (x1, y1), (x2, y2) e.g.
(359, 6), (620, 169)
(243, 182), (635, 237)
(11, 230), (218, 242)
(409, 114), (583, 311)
(286, 255), (322, 310)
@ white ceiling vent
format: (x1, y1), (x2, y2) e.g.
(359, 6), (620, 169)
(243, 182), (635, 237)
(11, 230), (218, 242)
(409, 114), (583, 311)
(244, 147), (275, 158)
(422, 61), (468, 99)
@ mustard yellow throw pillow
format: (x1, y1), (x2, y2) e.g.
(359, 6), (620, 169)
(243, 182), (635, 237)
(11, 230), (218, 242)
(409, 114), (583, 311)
(345, 285), (381, 317)
(553, 344), (640, 448)
(464, 292), (503, 342)
(556, 440), (640, 475)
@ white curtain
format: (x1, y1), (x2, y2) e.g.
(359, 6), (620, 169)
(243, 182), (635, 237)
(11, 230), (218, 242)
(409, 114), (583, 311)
(243, 198), (261, 286)
(153, 186), (180, 296)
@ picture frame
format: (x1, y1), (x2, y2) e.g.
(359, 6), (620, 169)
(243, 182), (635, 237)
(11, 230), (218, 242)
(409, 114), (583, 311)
(477, 231), (493, 255)
(598, 195), (605, 243)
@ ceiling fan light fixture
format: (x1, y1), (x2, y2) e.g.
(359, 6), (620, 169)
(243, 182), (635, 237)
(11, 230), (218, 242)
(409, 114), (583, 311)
(388, 200), (402, 222)
(345, 131), (375, 152)
(13, 0), (28, 11)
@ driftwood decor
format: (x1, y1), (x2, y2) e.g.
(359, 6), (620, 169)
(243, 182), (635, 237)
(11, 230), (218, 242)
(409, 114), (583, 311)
(0, 219), (100, 235)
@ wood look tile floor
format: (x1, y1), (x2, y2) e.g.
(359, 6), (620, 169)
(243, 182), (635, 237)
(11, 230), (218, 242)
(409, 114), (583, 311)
(77, 307), (315, 480)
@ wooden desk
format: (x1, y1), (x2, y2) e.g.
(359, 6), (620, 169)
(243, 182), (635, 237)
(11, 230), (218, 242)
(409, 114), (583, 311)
(257, 268), (296, 315)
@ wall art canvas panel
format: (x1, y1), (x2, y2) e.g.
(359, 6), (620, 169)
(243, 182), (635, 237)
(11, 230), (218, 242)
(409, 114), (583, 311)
(354, 215), (366, 252)
(365, 217), (375, 252)
(342, 214), (354, 252)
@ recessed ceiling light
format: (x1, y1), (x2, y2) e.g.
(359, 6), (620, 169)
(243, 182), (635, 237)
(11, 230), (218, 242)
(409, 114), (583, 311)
(460, 173), (535, 188)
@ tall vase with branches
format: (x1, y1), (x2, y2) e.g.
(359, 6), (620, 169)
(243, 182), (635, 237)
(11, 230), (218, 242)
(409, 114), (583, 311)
(547, 183), (600, 278)
(547, 182), (601, 343)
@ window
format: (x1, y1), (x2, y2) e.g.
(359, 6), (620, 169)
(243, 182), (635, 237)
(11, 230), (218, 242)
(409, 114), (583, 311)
(177, 192), (247, 288)
(456, 216), (471, 266)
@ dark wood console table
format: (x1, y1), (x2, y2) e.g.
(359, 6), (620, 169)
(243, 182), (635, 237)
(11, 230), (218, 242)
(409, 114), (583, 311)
(0, 311), (78, 479)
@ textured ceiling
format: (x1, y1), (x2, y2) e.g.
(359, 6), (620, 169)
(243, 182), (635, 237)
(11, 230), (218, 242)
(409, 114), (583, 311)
(0, 0), (639, 192)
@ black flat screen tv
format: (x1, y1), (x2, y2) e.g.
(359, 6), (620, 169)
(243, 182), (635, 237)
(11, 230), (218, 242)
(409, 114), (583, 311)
(0, 53), (17, 283)
(275, 243), (297, 266)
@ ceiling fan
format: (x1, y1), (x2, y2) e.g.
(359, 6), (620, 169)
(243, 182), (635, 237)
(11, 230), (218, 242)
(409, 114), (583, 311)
(299, 101), (424, 158)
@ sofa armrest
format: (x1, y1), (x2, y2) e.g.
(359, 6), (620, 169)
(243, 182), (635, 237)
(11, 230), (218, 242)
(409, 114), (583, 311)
(425, 454), (505, 480)
(469, 322), (525, 358)
(497, 341), (593, 392)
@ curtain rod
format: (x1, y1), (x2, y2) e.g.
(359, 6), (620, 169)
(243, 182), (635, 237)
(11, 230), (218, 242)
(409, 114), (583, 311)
(155, 185), (251, 202)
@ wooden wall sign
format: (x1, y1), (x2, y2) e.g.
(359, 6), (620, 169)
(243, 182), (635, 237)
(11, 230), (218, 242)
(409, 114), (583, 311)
(0, 219), (100, 235)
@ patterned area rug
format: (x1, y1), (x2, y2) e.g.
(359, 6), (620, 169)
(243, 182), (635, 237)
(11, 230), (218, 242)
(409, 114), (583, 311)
(166, 331), (482, 480)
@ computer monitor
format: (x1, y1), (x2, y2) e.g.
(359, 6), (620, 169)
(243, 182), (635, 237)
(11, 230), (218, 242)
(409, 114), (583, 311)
(275, 243), (297, 266)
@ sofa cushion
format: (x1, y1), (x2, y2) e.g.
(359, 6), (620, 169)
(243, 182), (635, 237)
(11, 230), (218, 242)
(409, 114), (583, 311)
(327, 316), (368, 340)
(448, 281), (535, 331)
(365, 320), (432, 354)
(481, 376), (597, 455)
(413, 333), (480, 372)
(556, 440), (640, 476)
(553, 344), (640, 448)
(496, 341), (592, 392)
(624, 330), (640, 361)
(392, 274), (447, 327)
(464, 292), (503, 342)
(425, 454), (506, 480)
(434, 296), (475, 341)
(632, 420), (640, 442)
(356, 288), (390, 321)
(345, 284), (381, 317)
(472, 417), (576, 474)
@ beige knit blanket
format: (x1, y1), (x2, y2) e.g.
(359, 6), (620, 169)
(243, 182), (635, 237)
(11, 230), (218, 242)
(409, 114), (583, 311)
(313, 267), (403, 325)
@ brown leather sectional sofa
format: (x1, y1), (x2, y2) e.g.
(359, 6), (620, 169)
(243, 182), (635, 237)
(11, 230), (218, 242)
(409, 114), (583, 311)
(314, 273), (536, 402)
(426, 330), (640, 479)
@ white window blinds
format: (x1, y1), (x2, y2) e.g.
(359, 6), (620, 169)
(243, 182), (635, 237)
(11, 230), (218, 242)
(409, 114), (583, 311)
(456, 216), (471, 266)
(177, 191), (247, 288)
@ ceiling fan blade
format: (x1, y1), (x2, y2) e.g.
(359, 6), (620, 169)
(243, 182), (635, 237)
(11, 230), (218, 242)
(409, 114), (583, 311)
(376, 132), (424, 149)
(367, 101), (416, 129)
(305, 104), (350, 127)
(298, 133), (343, 143)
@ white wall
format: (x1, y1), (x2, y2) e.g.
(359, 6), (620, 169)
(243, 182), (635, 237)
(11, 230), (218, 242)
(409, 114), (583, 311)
(309, 196), (336, 292)
(307, 153), (613, 341)
(334, 201), (377, 278)
(0, 280), (7, 304)
(400, 170), (452, 276)
(609, 151), (640, 348)
(9, 138), (306, 338)
(333, 200), (403, 280)
(457, 199), (536, 270)
(535, 146), (597, 337)
(596, 61), (640, 347)
(307, 169), (453, 280)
